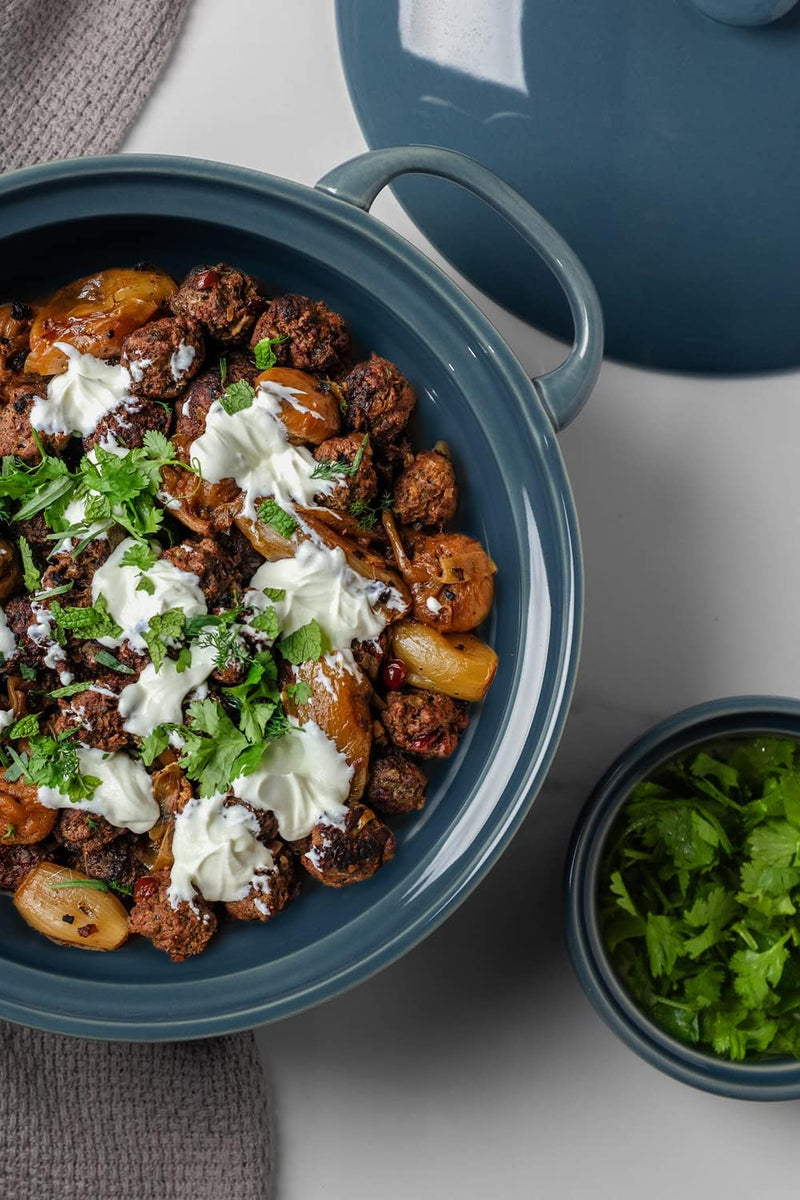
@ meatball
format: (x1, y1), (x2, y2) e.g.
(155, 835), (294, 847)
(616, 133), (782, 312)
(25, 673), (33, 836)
(382, 689), (468, 759)
(55, 810), (121, 849)
(53, 678), (131, 753)
(128, 867), (217, 961)
(249, 293), (350, 375)
(364, 749), (428, 815)
(15, 513), (51, 552)
(170, 263), (263, 343)
(393, 450), (457, 528)
(120, 316), (205, 400)
(300, 803), (396, 887)
(4, 595), (58, 672)
(0, 376), (69, 462)
(313, 432), (378, 513)
(160, 537), (237, 607)
(84, 395), (172, 453)
(342, 353), (416, 445)
(74, 836), (143, 893)
(0, 538), (22, 603)
(174, 348), (257, 443)
(40, 536), (115, 608)
(0, 842), (49, 891)
(72, 638), (145, 678)
(225, 840), (298, 921)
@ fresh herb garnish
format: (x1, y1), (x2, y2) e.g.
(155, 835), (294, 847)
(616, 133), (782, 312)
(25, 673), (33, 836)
(141, 609), (186, 673)
(18, 537), (41, 591)
(0, 450), (75, 524)
(253, 335), (287, 371)
(601, 737), (800, 1062)
(3, 728), (100, 803)
(249, 607), (280, 641)
(285, 680), (313, 706)
(2, 824), (14, 839)
(219, 357), (228, 387)
(258, 498), (298, 540)
(121, 542), (159, 596)
(348, 489), (393, 531)
(19, 664), (36, 682)
(219, 379), (256, 416)
(94, 650), (135, 675)
(49, 681), (94, 699)
(140, 725), (175, 766)
(6, 713), (39, 740)
(50, 879), (109, 893)
(223, 650), (281, 743)
(51, 594), (122, 641)
(33, 583), (74, 601)
(311, 435), (369, 481)
(178, 699), (261, 796)
(262, 587), (285, 602)
(277, 619), (329, 665)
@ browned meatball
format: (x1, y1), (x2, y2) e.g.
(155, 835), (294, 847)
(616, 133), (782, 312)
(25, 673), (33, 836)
(313, 432), (378, 513)
(393, 450), (457, 528)
(0, 841), (49, 891)
(173, 348), (257, 443)
(364, 749), (428, 815)
(160, 536), (237, 607)
(225, 840), (298, 921)
(300, 803), (396, 887)
(128, 868), (217, 962)
(55, 810), (121, 850)
(15, 513), (51, 552)
(4, 595), (56, 671)
(249, 293), (350, 375)
(53, 678), (131, 753)
(120, 316), (205, 400)
(40, 536), (115, 608)
(64, 830), (143, 893)
(382, 689), (468, 759)
(407, 533), (496, 633)
(84, 395), (172, 453)
(342, 353), (415, 445)
(72, 638), (146, 678)
(0, 538), (22, 603)
(170, 263), (263, 343)
(0, 377), (69, 462)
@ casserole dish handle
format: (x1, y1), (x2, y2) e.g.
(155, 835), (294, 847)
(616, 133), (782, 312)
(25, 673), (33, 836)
(316, 146), (603, 431)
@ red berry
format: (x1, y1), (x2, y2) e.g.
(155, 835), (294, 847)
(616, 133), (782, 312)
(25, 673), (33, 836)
(133, 875), (158, 902)
(194, 268), (219, 290)
(382, 659), (407, 690)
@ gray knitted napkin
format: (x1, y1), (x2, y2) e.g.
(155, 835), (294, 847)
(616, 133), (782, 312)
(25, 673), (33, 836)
(0, 0), (193, 171)
(0, 5), (272, 1199)
(0, 1023), (271, 1200)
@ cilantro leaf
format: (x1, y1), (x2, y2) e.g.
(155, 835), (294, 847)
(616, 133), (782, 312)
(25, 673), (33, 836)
(277, 619), (328, 665)
(253, 335), (287, 371)
(140, 725), (173, 767)
(121, 542), (158, 573)
(220, 380), (255, 415)
(284, 680), (313, 706)
(258, 498), (298, 540)
(178, 700), (252, 796)
(12, 729), (100, 803)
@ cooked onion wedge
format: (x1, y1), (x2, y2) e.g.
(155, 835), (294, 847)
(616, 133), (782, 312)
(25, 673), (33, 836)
(14, 863), (129, 951)
(390, 620), (498, 702)
(255, 367), (341, 444)
(0, 775), (57, 844)
(284, 656), (373, 800)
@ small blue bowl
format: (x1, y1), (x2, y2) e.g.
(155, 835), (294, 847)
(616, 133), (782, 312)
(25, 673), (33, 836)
(565, 695), (800, 1101)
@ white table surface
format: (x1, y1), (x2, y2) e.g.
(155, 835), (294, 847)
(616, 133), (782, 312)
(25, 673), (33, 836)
(125, 2), (800, 1195)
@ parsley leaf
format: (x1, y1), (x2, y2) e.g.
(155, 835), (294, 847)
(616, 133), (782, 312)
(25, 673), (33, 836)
(277, 619), (329, 665)
(178, 699), (253, 796)
(285, 680), (313, 706)
(220, 380), (256, 415)
(6, 728), (100, 803)
(258, 498), (297, 539)
(253, 335), (287, 371)
(140, 724), (174, 766)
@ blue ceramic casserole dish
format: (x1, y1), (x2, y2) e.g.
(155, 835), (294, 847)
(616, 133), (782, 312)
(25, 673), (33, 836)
(0, 146), (602, 1039)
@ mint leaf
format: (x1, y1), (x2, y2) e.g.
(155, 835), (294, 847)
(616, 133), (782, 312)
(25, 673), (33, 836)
(219, 380), (255, 415)
(7, 713), (39, 740)
(277, 619), (328, 665)
(51, 594), (122, 641)
(141, 609), (186, 673)
(250, 607), (280, 641)
(253, 335), (287, 371)
(258, 498), (297, 540)
(262, 587), (285, 602)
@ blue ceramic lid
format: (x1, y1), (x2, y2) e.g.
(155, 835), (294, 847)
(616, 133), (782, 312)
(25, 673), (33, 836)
(337, 0), (800, 372)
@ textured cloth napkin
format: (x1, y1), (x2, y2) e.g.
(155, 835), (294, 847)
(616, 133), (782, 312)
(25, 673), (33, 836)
(0, 1024), (271, 1200)
(0, 0), (192, 171)
(0, 4), (272, 1199)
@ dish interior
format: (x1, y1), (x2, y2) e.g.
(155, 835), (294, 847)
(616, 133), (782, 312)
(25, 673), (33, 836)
(0, 184), (576, 1029)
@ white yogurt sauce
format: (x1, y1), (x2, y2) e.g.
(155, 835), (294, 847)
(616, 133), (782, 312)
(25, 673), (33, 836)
(169, 341), (195, 382)
(55, 495), (110, 552)
(0, 605), (16, 662)
(0, 709), (13, 731)
(232, 719), (351, 842)
(37, 747), (159, 834)
(187, 381), (331, 520)
(127, 355), (152, 384)
(426, 595), (443, 615)
(91, 536), (207, 652)
(247, 540), (390, 648)
(168, 795), (276, 909)
(117, 644), (217, 737)
(30, 344), (133, 437)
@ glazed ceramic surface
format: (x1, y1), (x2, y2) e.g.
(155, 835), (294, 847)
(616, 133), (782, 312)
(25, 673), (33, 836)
(337, 0), (800, 372)
(0, 150), (601, 1039)
(566, 696), (800, 1101)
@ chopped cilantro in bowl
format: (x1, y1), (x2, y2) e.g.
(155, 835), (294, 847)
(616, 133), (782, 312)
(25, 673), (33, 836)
(565, 698), (800, 1099)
